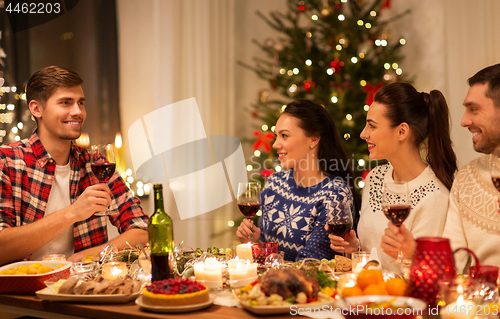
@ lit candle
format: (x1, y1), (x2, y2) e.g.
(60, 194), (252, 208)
(247, 261), (258, 278)
(101, 262), (128, 280)
(227, 257), (241, 270)
(441, 295), (475, 319)
(229, 262), (249, 288)
(236, 243), (253, 262)
(204, 258), (222, 289)
(194, 261), (205, 281)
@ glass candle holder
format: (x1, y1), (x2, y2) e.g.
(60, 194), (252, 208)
(101, 261), (128, 280)
(468, 265), (499, 286)
(252, 242), (278, 264)
(351, 251), (370, 272)
(42, 254), (66, 261)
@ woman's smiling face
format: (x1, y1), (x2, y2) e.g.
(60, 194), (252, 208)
(273, 113), (316, 170)
(360, 102), (400, 160)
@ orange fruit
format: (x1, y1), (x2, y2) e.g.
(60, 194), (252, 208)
(363, 283), (388, 296)
(342, 286), (363, 297)
(386, 278), (407, 296)
(356, 269), (384, 290)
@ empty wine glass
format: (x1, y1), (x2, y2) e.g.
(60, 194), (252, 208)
(91, 144), (116, 216)
(237, 182), (261, 240)
(382, 181), (411, 263)
(326, 207), (353, 257)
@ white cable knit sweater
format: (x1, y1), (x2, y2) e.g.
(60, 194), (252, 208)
(358, 164), (450, 274)
(442, 155), (500, 273)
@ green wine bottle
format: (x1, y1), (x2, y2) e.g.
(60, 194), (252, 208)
(148, 184), (174, 282)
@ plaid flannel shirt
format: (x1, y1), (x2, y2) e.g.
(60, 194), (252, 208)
(0, 132), (148, 256)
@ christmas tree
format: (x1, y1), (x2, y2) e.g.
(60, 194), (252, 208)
(241, 0), (410, 189)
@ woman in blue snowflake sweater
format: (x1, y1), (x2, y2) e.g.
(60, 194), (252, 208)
(236, 99), (360, 261)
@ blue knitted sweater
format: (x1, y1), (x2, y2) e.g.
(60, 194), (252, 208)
(258, 169), (355, 261)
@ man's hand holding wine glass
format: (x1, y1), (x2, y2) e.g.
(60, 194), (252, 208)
(69, 183), (112, 220)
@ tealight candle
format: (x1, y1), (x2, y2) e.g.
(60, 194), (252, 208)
(101, 262), (128, 280)
(204, 258), (222, 289)
(194, 261), (205, 281)
(440, 295), (475, 319)
(229, 262), (249, 288)
(236, 243), (253, 262)
(246, 262), (258, 278)
(227, 257), (241, 270)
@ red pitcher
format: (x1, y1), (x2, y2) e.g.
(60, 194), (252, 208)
(406, 237), (456, 307)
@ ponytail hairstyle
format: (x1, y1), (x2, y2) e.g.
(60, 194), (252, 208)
(282, 99), (361, 222)
(373, 82), (457, 190)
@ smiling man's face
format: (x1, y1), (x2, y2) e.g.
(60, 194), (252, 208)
(461, 83), (500, 154)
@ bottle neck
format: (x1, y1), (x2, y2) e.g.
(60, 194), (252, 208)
(154, 189), (164, 212)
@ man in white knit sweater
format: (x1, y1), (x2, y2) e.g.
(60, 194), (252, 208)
(382, 64), (500, 273)
(442, 64), (500, 273)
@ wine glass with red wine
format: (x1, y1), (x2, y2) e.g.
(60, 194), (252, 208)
(382, 181), (411, 263)
(326, 208), (353, 257)
(91, 144), (116, 216)
(237, 182), (261, 239)
(491, 147), (500, 212)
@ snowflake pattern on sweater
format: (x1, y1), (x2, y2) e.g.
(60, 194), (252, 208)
(258, 170), (355, 261)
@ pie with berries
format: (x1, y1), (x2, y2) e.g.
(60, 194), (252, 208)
(142, 278), (209, 306)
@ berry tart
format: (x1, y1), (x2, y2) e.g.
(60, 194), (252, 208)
(142, 277), (209, 306)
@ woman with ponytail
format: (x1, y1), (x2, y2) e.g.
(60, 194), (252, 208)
(328, 82), (457, 273)
(236, 99), (360, 261)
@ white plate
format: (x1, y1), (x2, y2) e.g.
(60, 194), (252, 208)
(36, 286), (140, 304)
(135, 294), (216, 313)
(234, 290), (336, 315)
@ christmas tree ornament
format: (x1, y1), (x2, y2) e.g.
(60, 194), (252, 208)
(297, 1), (306, 12)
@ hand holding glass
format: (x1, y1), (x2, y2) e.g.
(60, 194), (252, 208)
(326, 207), (353, 257)
(91, 144), (116, 216)
(382, 181), (411, 263)
(237, 182), (261, 239)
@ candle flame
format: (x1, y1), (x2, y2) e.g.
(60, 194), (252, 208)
(115, 132), (122, 149)
(456, 295), (464, 305)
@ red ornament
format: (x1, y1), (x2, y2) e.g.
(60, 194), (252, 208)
(330, 58), (344, 73)
(363, 83), (384, 106)
(252, 130), (275, 153)
(270, 80), (278, 89)
(361, 169), (370, 180)
(334, 4), (341, 9)
(303, 79), (316, 92)
(262, 170), (273, 178)
(252, 111), (258, 118)
(297, 1), (306, 12)
(382, 0), (391, 9)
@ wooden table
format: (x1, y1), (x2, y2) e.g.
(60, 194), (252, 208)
(0, 294), (294, 319)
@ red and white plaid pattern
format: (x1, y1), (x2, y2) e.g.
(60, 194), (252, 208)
(0, 132), (148, 256)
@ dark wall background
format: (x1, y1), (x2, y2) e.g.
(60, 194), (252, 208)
(1, 0), (120, 145)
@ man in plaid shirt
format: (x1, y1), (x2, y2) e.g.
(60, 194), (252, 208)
(0, 66), (149, 265)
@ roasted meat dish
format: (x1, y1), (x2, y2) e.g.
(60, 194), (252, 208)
(260, 268), (319, 299)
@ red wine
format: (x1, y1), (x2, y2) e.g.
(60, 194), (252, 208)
(151, 252), (174, 282)
(91, 163), (116, 182)
(238, 203), (260, 218)
(493, 177), (500, 192)
(383, 204), (411, 227)
(328, 221), (352, 238)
